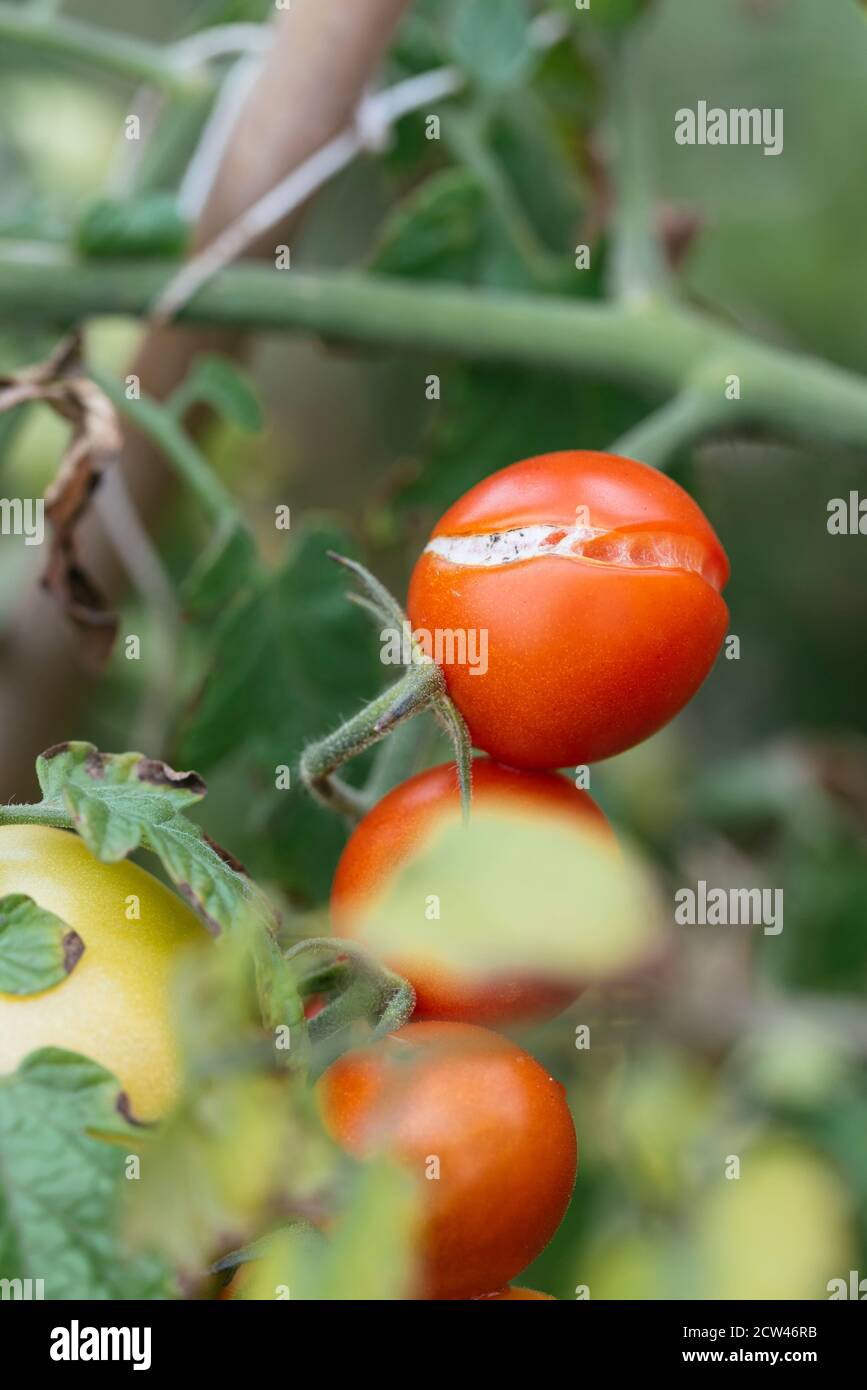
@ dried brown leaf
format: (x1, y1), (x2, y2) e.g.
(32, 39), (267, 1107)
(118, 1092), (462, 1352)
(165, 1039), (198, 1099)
(0, 332), (121, 668)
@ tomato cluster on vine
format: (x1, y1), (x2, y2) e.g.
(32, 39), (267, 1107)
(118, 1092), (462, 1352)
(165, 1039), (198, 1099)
(315, 451), (730, 1300)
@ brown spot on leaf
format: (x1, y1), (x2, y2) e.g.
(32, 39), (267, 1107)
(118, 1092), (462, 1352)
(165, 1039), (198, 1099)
(177, 881), (222, 937)
(116, 1090), (151, 1128)
(84, 748), (108, 779)
(62, 929), (85, 975)
(203, 832), (248, 877)
(41, 742), (72, 761)
(136, 758), (207, 798)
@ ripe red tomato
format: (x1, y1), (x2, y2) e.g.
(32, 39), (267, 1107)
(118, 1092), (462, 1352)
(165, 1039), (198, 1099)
(319, 1021), (577, 1300)
(407, 451), (729, 769)
(331, 758), (615, 1025)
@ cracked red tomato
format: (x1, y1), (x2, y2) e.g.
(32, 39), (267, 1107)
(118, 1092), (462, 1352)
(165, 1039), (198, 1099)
(319, 1021), (577, 1301)
(331, 758), (615, 1025)
(407, 451), (730, 768)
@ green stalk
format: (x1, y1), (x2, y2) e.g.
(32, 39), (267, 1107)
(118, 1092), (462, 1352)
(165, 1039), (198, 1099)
(300, 665), (445, 821)
(2, 258), (867, 455)
(0, 803), (72, 830)
(0, 4), (210, 96)
(611, 389), (732, 470)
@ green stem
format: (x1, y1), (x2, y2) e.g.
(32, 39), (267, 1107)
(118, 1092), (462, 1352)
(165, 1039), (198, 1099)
(604, 32), (670, 305)
(433, 698), (474, 821)
(94, 370), (237, 524)
(0, 4), (210, 96)
(2, 259), (867, 453)
(284, 937), (416, 1044)
(0, 802), (72, 829)
(611, 389), (729, 469)
(300, 664), (445, 821)
(362, 716), (430, 808)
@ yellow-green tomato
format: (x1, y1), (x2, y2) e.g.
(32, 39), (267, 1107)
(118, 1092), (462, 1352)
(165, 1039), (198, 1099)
(0, 825), (207, 1120)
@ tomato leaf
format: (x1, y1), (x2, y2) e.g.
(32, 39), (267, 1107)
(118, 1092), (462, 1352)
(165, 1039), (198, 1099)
(122, 930), (325, 1270)
(0, 894), (83, 995)
(124, 1073), (322, 1270)
(0, 1048), (171, 1298)
(370, 169), (488, 281)
(33, 742), (271, 936)
(397, 362), (641, 515)
(119, 932), (316, 1271)
(179, 523), (381, 903)
(237, 1160), (419, 1301)
(76, 194), (189, 261)
(181, 517), (259, 617)
(449, 0), (535, 90)
(172, 355), (264, 432)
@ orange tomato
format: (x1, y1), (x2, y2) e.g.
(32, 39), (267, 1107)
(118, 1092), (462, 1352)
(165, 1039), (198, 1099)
(319, 1021), (577, 1301)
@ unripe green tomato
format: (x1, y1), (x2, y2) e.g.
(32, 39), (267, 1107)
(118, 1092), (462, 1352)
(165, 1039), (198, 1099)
(0, 825), (207, 1120)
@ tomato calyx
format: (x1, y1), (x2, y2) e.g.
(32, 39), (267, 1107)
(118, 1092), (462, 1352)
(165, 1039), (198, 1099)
(299, 553), (474, 823)
(285, 936), (416, 1053)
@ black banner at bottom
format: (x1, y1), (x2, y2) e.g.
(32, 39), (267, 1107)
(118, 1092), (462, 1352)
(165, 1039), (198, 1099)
(0, 1298), (861, 1374)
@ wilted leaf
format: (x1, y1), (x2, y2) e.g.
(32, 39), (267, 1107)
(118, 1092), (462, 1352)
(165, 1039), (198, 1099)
(0, 332), (120, 666)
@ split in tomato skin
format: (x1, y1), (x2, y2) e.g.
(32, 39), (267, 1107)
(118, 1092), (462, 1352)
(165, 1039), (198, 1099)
(407, 451), (730, 770)
(331, 758), (615, 1025)
(319, 1021), (578, 1301)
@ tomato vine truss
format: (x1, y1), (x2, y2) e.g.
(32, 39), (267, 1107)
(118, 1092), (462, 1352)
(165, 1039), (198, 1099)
(0, 1), (865, 473)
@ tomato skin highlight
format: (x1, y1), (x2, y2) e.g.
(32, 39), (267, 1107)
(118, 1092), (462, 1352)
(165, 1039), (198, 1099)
(331, 758), (614, 1025)
(407, 451), (730, 769)
(0, 825), (206, 1120)
(319, 1021), (577, 1301)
